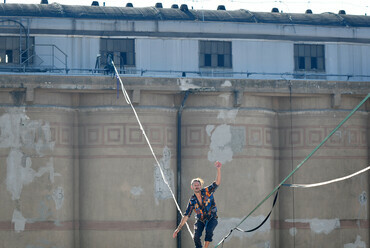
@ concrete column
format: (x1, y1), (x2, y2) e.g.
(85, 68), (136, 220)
(0, 91), (76, 247)
(180, 93), (278, 248)
(78, 92), (177, 248)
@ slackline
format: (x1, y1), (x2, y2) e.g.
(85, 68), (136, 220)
(283, 165), (370, 188)
(111, 61), (194, 239)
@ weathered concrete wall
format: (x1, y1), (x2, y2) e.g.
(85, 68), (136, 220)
(278, 96), (369, 248)
(0, 100), (77, 247)
(0, 75), (369, 248)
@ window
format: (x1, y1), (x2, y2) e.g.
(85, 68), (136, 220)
(0, 37), (34, 65)
(100, 39), (135, 70)
(6, 50), (13, 63)
(199, 41), (232, 68)
(294, 44), (325, 71)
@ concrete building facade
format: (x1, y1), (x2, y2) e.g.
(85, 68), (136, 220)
(0, 3), (369, 248)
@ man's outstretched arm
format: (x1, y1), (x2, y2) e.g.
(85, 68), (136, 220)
(215, 161), (222, 186)
(173, 215), (189, 238)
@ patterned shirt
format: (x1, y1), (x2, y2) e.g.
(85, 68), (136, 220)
(184, 182), (218, 222)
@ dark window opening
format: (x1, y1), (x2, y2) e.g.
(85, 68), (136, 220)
(204, 54), (211, 67)
(6, 50), (13, 63)
(311, 57), (317, 69)
(120, 52), (127, 66)
(217, 54), (224, 67)
(298, 57), (305, 69)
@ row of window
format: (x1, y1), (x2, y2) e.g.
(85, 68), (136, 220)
(99, 40), (325, 71)
(0, 37), (325, 72)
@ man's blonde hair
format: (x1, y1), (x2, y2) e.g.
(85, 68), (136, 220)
(191, 178), (204, 186)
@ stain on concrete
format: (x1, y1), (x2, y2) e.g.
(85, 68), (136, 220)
(10, 91), (25, 106)
(213, 216), (270, 244)
(52, 187), (64, 210)
(154, 146), (174, 204)
(12, 209), (27, 233)
(131, 186), (144, 196)
(25, 239), (63, 248)
(286, 218), (340, 234)
(359, 191), (367, 206)
(217, 109), (239, 122)
(221, 80), (232, 87)
(289, 227), (297, 236)
(344, 235), (366, 248)
(218, 93), (232, 104)
(256, 241), (271, 248)
(207, 124), (245, 164)
(28, 199), (53, 223)
(177, 78), (199, 91)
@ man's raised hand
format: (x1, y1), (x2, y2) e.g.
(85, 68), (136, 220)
(215, 161), (222, 168)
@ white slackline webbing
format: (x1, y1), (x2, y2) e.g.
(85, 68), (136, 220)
(283, 165), (370, 188)
(112, 62), (194, 239)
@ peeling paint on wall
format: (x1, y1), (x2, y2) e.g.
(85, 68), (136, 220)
(6, 154), (60, 200)
(286, 218), (340, 234)
(12, 209), (27, 233)
(207, 124), (233, 164)
(1, 108), (59, 232)
(213, 216), (270, 243)
(359, 191), (367, 206)
(52, 187), (64, 210)
(230, 126), (246, 154)
(206, 125), (215, 136)
(221, 81), (232, 87)
(154, 146), (174, 204)
(207, 124), (245, 164)
(289, 227), (297, 236)
(27, 198), (54, 226)
(0, 108), (55, 153)
(177, 78), (200, 91)
(344, 235), (366, 248)
(217, 109), (239, 122)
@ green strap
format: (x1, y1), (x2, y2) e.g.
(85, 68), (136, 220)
(215, 93), (370, 248)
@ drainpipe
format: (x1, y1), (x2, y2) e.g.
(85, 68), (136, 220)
(177, 90), (190, 248)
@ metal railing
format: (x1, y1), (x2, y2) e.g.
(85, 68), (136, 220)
(0, 64), (369, 82)
(20, 44), (68, 73)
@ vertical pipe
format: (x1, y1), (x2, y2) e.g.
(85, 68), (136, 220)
(177, 90), (190, 248)
(52, 45), (55, 68)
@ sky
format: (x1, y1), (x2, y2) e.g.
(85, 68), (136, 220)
(3, 0), (369, 16)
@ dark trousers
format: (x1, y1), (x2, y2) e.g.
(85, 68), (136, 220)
(193, 218), (218, 248)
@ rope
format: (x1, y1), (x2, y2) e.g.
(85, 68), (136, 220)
(283, 165), (370, 188)
(288, 82), (296, 248)
(235, 189), (279, 233)
(218, 190), (279, 248)
(215, 93), (370, 248)
(111, 61), (194, 239)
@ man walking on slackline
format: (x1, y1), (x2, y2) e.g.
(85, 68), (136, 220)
(173, 161), (222, 248)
